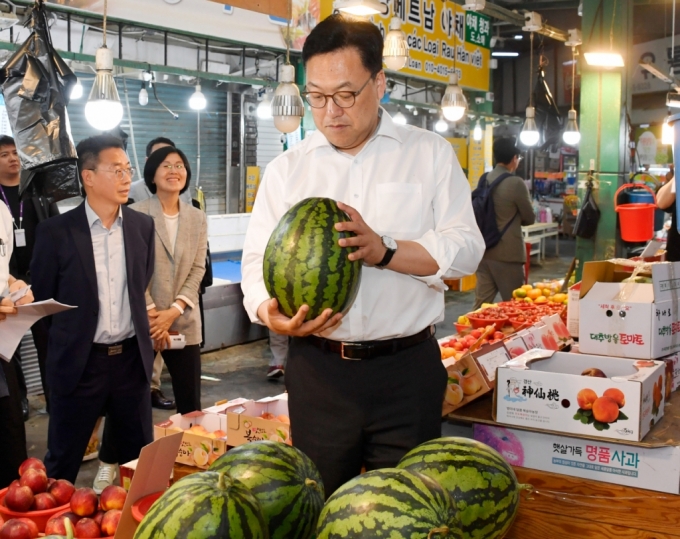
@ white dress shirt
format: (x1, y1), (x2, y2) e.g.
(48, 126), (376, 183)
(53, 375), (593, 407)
(0, 200), (12, 296)
(242, 110), (485, 342)
(85, 199), (135, 344)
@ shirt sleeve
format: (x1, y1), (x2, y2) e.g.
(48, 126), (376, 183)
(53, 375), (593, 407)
(241, 161), (287, 324)
(410, 141), (485, 292)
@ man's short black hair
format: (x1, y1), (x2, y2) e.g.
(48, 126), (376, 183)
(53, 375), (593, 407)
(302, 13), (383, 76)
(144, 145), (192, 195)
(0, 135), (15, 149)
(76, 135), (126, 179)
(493, 137), (521, 165)
(145, 137), (176, 158)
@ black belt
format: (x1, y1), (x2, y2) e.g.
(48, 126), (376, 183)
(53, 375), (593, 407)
(91, 336), (137, 356)
(307, 326), (434, 360)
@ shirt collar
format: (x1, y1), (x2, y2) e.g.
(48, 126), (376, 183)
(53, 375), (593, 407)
(304, 106), (403, 155)
(85, 198), (123, 229)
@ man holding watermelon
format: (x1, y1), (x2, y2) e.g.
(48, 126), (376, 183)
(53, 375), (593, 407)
(242, 14), (485, 496)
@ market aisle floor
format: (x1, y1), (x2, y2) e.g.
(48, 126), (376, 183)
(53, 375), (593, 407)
(24, 237), (575, 487)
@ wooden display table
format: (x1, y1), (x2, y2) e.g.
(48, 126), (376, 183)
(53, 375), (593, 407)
(448, 396), (680, 538)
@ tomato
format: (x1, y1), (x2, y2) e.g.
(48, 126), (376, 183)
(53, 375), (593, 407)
(470, 329), (482, 339)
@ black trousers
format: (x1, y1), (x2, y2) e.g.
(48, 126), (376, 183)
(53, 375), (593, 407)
(45, 339), (152, 483)
(31, 320), (50, 410)
(0, 355), (28, 488)
(286, 334), (447, 497)
(99, 344), (201, 465)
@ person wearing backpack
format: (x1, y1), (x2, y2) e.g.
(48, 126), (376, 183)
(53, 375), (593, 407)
(473, 137), (535, 309)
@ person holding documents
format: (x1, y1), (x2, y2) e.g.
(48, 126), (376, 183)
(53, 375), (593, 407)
(0, 199), (34, 488)
(31, 135), (156, 483)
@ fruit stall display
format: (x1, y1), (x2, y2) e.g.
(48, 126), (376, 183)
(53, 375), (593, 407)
(0, 458), (126, 538)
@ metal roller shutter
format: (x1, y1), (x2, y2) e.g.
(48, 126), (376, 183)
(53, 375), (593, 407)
(67, 76), (228, 214)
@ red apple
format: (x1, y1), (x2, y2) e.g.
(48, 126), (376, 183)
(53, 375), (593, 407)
(19, 469), (47, 495)
(92, 511), (106, 527)
(0, 519), (34, 539)
(99, 486), (126, 512)
(100, 510), (121, 536)
(44, 516), (67, 536)
(7, 481), (19, 493)
(4, 486), (34, 512)
(15, 519), (38, 538)
(70, 488), (98, 517)
(32, 492), (57, 511)
(48, 479), (75, 506)
(18, 459), (46, 478)
(46, 478), (56, 489)
(75, 518), (101, 538)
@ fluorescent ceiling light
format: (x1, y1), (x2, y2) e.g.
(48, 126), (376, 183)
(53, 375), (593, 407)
(334, 0), (387, 16)
(492, 52), (519, 57)
(584, 52), (624, 68)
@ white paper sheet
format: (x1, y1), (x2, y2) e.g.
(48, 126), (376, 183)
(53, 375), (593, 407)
(0, 300), (76, 361)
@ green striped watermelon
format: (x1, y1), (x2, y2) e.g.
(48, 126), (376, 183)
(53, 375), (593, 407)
(316, 468), (463, 539)
(397, 438), (531, 539)
(263, 197), (361, 320)
(133, 471), (268, 539)
(209, 441), (324, 539)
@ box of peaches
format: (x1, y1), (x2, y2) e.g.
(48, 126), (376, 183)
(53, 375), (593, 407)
(0, 457), (126, 538)
(153, 412), (228, 469)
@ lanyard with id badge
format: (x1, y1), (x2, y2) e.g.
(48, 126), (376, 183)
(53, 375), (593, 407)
(0, 185), (25, 247)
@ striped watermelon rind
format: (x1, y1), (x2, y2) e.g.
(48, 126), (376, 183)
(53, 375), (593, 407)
(316, 468), (463, 539)
(209, 440), (324, 539)
(397, 437), (532, 539)
(133, 471), (268, 539)
(263, 197), (361, 320)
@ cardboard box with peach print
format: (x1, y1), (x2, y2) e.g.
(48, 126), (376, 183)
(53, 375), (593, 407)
(153, 411), (227, 469)
(494, 349), (666, 442)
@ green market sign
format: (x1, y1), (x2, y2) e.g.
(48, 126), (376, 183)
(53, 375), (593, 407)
(464, 11), (491, 49)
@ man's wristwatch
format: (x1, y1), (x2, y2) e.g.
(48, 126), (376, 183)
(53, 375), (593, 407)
(376, 236), (398, 267)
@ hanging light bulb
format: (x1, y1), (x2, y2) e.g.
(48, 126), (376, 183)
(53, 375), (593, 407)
(85, 46), (123, 131)
(383, 17), (409, 71)
(393, 108), (407, 125)
(335, 0), (387, 16)
(562, 109), (581, 145)
(138, 82), (149, 106)
(189, 84), (207, 110)
(70, 79), (83, 100)
(435, 116), (448, 133)
(272, 64), (305, 133)
(662, 117), (674, 146)
(473, 119), (483, 141)
(257, 90), (272, 119)
(520, 106), (540, 146)
(441, 73), (467, 122)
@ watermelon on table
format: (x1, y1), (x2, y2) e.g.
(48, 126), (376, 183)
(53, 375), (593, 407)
(209, 440), (324, 539)
(263, 197), (361, 320)
(134, 471), (268, 539)
(397, 437), (531, 539)
(316, 468), (462, 539)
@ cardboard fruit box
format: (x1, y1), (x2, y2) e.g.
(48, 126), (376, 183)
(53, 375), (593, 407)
(153, 411), (227, 469)
(578, 260), (680, 359)
(494, 349), (666, 442)
(205, 394), (291, 447)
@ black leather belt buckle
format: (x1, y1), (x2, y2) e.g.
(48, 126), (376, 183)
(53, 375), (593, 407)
(108, 344), (123, 356)
(340, 343), (363, 360)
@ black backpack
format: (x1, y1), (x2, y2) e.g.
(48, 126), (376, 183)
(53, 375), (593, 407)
(471, 172), (516, 249)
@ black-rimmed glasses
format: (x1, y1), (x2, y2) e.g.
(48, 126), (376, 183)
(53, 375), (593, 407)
(302, 75), (374, 109)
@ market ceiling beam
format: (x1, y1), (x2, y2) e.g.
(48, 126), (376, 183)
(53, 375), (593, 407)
(206, 0), (290, 19)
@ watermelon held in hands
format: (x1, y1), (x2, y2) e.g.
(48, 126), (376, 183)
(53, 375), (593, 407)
(133, 471), (268, 539)
(316, 468), (463, 539)
(263, 197), (362, 320)
(397, 437), (532, 539)
(209, 440), (324, 539)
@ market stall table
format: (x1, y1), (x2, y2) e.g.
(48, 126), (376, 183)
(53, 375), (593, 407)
(447, 395), (680, 538)
(522, 222), (559, 263)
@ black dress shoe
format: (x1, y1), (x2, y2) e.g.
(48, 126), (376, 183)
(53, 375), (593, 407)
(22, 397), (29, 422)
(151, 388), (176, 410)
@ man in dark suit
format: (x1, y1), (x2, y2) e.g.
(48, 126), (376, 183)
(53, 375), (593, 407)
(31, 135), (155, 482)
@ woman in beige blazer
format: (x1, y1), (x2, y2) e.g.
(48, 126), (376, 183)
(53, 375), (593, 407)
(131, 146), (207, 413)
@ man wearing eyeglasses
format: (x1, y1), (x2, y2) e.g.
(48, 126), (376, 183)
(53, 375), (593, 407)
(30, 135), (156, 482)
(242, 14), (484, 495)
